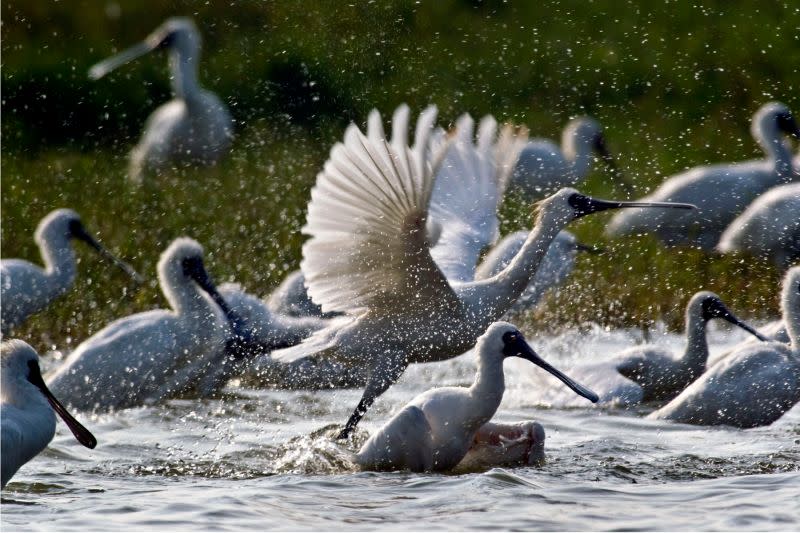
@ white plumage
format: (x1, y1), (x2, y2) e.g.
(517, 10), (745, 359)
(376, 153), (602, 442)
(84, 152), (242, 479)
(2, 340), (96, 489)
(475, 230), (594, 315)
(355, 322), (596, 472)
(650, 266), (800, 428)
(511, 117), (630, 201)
(717, 182), (800, 268)
(46, 238), (240, 411)
(89, 17), (233, 182)
(1, 209), (141, 335)
(270, 105), (694, 438)
(606, 102), (800, 248)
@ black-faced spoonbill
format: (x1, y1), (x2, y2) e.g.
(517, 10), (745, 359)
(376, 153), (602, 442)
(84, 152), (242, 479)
(606, 102), (800, 249)
(46, 237), (243, 411)
(355, 322), (597, 472)
(1, 208), (142, 335)
(717, 182), (800, 269)
(511, 116), (632, 201)
(2, 340), (96, 489)
(649, 266), (800, 428)
(89, 17), (233, 183)
(217, 282), (327, 351)
(475, 230), (601, 315)
(266, 270), (337, 319)
(269, 107), (695, 439)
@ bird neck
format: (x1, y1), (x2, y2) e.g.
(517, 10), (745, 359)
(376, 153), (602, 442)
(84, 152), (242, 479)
(784, 284), (800, 354)
(160, 268), (219, 321)
(682, 307), (710, 375)
(37, 233), (78, 297)
(169, 47), (201, 101)
(460, 210), (565, 324)
(562, 130), (594, 180)
(468, 353), (506, 425)
(754, 122), (793, 176)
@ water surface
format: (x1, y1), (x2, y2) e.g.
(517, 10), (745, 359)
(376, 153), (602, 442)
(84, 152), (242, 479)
(3, 325), (799, 531)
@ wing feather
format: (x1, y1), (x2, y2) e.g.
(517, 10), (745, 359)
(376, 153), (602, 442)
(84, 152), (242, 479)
(301, 112), (459, 316)
(429, 114), (503, 282)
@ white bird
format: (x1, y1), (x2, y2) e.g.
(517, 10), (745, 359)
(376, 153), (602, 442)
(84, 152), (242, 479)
(266, 270), (334, 319)
(218, 282), (327, 351)
(2, 340), (96, 489)
(217, 282), (366, 389)
(270, 106), (694, 439)
(475, 230), (600, 315)
(606, 102), (800, 249)
(355, 322), (597, 472)
(1, 208), (142, 335)
(563, 291), (768, 407)
(649, 266), (800, 428)
(89, 17), (233, 183)
(717, 182), (800, 268)
(46, 237), (243, 411)
(265, 108), (524, 318)
(510, 116), (632, 201)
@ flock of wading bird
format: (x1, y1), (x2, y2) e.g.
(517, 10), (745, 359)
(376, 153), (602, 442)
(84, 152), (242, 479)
(2, 17), (800, 485)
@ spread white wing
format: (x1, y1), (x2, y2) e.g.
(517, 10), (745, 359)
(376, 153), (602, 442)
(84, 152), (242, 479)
(493, 122), (529, 199)
(301, 116), (459, 316)
(428, 114), (504, 282)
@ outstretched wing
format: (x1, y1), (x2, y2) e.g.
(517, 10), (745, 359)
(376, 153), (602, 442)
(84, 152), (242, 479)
(301, 115), (460, 316)
(428, 114), (502, 282)
(493, 122), (529, 199)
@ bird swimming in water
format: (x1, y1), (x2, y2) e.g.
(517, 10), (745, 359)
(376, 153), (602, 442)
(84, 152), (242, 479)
(2, 340), (96, 489)
(46, 237), (244, 411)
(355, 322), (597, 472)
(510, 116), (632, 201)
(1, 208), (141, 335)
(717, 182), (800, 269)
(89, 17), (233, 183)
(606, 101), (800, 249)
(649, 266), (800, 428)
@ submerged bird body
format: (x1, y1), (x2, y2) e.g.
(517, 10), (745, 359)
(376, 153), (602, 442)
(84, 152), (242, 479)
(717, 182), (800, 268)
(355, 322), (597, 472)
(607, 102), (800, 248)
(270, 105), (695, 438)
(1, 209), (140, 335)
(46, 238), (239, 411)
(90, 17), (233, 182)
(650, 266), (800, 428)
(2, 340), (96, 488)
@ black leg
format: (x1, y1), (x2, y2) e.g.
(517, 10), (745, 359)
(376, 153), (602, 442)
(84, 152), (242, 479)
(336, 357), (407, 440)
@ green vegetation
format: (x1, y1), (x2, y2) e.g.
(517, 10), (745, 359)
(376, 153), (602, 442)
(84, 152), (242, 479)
(2, 1), (796, 350)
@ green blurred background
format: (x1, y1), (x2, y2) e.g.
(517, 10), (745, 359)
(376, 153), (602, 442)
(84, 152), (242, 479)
(2, 0), (798, 351)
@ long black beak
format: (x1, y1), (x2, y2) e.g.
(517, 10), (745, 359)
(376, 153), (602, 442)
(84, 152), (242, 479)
(574, 241), (605, 255)
(72, 224), (144, 284)
(185, 260), (253, 357)
(506, 336), (599, 403)
(709, 301), (769, 342)
(568, 192), (696, 219)
(593, 136), (635, 196)
(28, 361), (96, 449)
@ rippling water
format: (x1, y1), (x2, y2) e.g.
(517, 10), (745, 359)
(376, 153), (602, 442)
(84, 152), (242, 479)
(3, 325), (799, 531)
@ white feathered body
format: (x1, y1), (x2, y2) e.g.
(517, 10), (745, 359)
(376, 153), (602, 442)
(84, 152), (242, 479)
(1, 364), (56, 488)
(649, 342), (799, 427)
(130, 91), (233, 181)
(717, 182), (800, 267)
